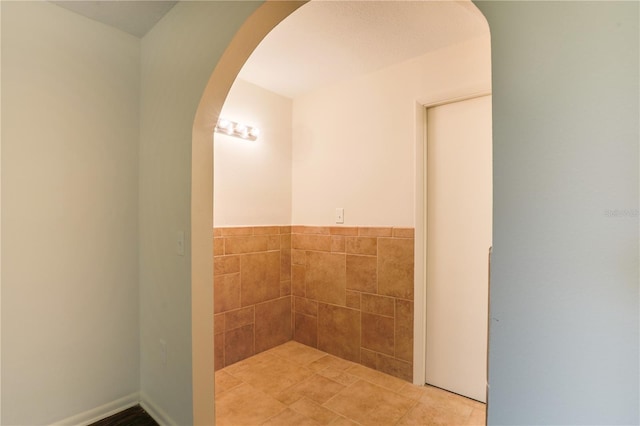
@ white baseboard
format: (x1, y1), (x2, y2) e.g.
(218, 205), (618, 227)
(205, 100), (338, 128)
(139, 393), (178, 426)
(51, 392), (139, 426)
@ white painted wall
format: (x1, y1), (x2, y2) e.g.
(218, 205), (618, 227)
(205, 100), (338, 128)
(476, 1), (639, 424)
(291, 36), (491, 227)
(214, 79), (292, 226)
(1, 2), (140, 424)
(139, 2), (260, 424)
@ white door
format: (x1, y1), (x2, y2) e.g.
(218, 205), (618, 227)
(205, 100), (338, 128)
(425, 95), (492, 403)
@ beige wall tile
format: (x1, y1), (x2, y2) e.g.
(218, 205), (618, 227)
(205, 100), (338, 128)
(360, 348), (377, 369)
(225, 235), (268, 254)
(255, 297), (292, 353)
(306, 252), (346, 306)
(358, 227), (392, 237)
(214, 255), (240, 276)
(280, 234), (292, 249)
(267, 235), (280, 251)
(346, 237), (377, 255)
(392, 228), (415, 238)
(291, 249), (306, 265)
(214, 273), (241, 314)
(280, 280), (291, 297)
(214, 237), (224, 256)
(214, 332), (224, 371)
(331, 235), (345, 253)
(294, 313), (318, 348)
(378, 238), (414, 300)
(253, 226), (280, 235)
(295, 296), (318, 317)
(346, 290), (361, 309)
(329, 227), (359, 236)
(395, 299), (414, 362)
(376, 353), (412, 382)
(220, 227), (253, 236)
(225, 306), (254, 331)
(292, 264), (306, 297)
(292, 234), (331, 251)
(361, 293), (395, 317)
(213, 228), (223, 237)
(224, 324), (255, 365)
(214, 313), (225, 335)
(318, 303), (360, 362)
(280, 226), (292, 234)
(292, 226), (331, 235)
(240, 251), (281, 306)
(281, 249), (292, 281)
(346, 255), (377, 293)
(361, 312), (394, 356)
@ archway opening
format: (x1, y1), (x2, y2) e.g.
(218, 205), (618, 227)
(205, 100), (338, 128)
(194, 1), (491, 423)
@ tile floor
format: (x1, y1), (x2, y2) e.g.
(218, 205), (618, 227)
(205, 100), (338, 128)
(215, 341), (486, 425)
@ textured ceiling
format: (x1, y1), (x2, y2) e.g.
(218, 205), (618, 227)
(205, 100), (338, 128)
(51, 1), (177, 38)
(238, 0), (489, 98)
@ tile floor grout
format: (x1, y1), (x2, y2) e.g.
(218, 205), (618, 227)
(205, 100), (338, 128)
(215, 341), (485, 425)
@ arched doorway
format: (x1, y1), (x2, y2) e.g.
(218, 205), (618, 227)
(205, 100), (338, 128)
(192, 4), (304, 423)
(193, 2), (492, 422)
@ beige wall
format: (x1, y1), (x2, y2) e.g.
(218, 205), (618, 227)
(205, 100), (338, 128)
(1, 2), (140, 424)
(291, 36), (491, 227)
(214, 80), (293, 226)
(476, 2), (639, 423)
(213, 37), (491, 230)
(139, 2), (263, 424)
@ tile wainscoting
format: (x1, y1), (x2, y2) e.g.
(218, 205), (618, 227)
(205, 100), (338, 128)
(213, 225), (415, 381)
(213, 226), (292, 370)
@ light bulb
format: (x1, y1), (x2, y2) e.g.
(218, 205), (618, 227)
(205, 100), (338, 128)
(234, 123), (248, 138)
(217, 119), (231, 131)
(249, 127), (260, 138)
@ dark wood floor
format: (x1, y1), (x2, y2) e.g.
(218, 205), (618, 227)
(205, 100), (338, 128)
(89, 405), (158, 426)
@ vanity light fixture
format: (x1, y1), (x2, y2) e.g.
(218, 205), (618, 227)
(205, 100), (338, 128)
(215, 118), (260, 141)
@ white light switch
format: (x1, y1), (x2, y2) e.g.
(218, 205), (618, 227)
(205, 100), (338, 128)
(177, 231), (185, 256)
(335, 208), (345, 224)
